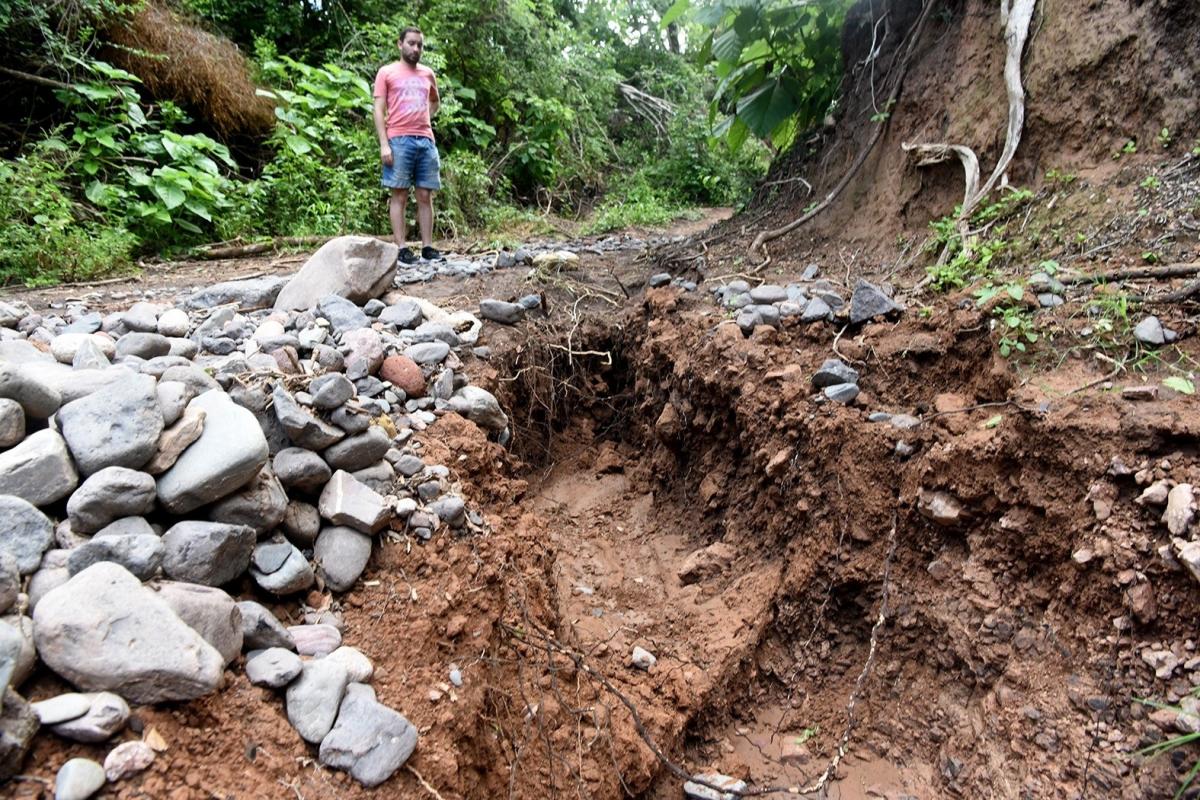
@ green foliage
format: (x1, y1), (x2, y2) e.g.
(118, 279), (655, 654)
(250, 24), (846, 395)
(1113, 138), (1138, 159)
(1045, 168), (1076, 185)
(1135, 691), (1200, 799)
(925, 189), (1034, 291)
(0, 141), (137, 286)
(632, 111), (769, 206)
(583, 180), (692, 234)
(1164, 376), (1196, 395)
(1157, 127), (1172, 149)
(220, 52), (384, 239)
(973, 281), (1038, 357)
(55, 58), (239, 240)
(1140, 174), (1162, 191)
(671, 0), (852, 151)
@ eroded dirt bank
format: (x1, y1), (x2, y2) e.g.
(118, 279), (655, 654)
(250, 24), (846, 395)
(8, 237), (1200, 800)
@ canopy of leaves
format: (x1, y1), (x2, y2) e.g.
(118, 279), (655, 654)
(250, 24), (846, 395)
(666, 0), (853, 151)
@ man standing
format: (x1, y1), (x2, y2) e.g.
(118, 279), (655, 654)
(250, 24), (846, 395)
(373, 26), (442, 264)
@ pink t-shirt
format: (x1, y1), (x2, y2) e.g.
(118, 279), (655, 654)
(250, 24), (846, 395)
(373, 62), (439, 141)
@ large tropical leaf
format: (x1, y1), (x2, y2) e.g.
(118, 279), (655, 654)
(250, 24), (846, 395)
(735, 76), (799, 138)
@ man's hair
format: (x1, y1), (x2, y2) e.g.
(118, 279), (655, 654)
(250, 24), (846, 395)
(399, 26), (423, 42)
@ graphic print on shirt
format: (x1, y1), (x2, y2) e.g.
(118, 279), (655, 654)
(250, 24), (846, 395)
(395, 76), (429, 115)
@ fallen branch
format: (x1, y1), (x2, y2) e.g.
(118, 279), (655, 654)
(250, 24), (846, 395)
(0, 65), (72, 91)
(618, 82), (676, 139)
(1060, 262), (1200, 285)
(749, 0), (936, 253)
(1143, 277), (1200, 304)
(191, 236), (327, 259)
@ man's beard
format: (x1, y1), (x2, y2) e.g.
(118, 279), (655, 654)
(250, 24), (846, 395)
(403, 51), (420, 65)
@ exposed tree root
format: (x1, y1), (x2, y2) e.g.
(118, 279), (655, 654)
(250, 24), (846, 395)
(902, 0), (1036, 265)
(748, 0), (936, 254)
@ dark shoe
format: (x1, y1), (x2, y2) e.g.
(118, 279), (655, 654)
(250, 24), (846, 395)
(421, 245), (443, 261)
(398, 247), (417, 265)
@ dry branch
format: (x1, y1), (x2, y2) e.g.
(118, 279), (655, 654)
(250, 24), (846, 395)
(618, 82), (676, 139)
(749, 0), (936, 253)
(191, 236), (327, 259)
(902, 0), (1036, 264)
(1059, 262), (1200, 286)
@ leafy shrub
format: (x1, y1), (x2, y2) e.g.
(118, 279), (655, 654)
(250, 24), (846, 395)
(56, 59), (241, 243)
(0, 143), (137, 286)
(583, 180), (690, 234)
(224, 51), (385, 238)
(437, 149), (503, 236)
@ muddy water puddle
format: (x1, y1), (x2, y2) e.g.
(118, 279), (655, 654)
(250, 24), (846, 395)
(710, 703), (933, 798)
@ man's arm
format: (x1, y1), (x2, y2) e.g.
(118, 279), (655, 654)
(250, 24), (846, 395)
(373, 96), (392, 165)
(428, 74), (440, 118)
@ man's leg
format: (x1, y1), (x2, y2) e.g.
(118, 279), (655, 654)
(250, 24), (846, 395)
(388, 188), (409, 248)
(414, 188), (434, 248)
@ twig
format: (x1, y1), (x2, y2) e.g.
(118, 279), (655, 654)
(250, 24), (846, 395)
(749, 0), (936, 253)
(1068, 366), (1123, 395)
(1141, 276), (1200, 304)
(0, 65), (72, 90)
(406, 765), (448, 800)
(1060, 262), (1200, 285)
(191, 236), (327, 259)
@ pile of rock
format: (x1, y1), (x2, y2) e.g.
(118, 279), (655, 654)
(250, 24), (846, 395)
(392, 232), (687, 285)
(704, 270), (901, 335)
(0, 235), (510, 791)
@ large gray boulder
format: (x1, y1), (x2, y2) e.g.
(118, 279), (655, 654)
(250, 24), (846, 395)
(0, 362), (61, 417)
(156, 390), (268, 514)
(314, 526), (373, 592)
(274, 448), (332, 493)
(274, 237), (399, 311)
(208, 466), (288, 535)
(56, 372), (163, 476)
(0, 496), (54, 574)
(66, 467), (157, 534)
(183, 276), (289, 311)
(161, 521), (255, 587)
(449, 386), (509, 432)
(0, 399), (23, 448)
(0, 688), (38, 781)
(250, 541), (315, 595)
(0, 430), (78, 506)
(318, 471), (391, 534)
(318, 683), (418, 786)
(286, 658), (351, 743)
(273, 387), (345, 450)
(151, 582), (243, 665)
(316, 295), (369, 333)
(66, 534), (164, 581)
(237, 601), (295, 651)
(323, 426), (390, 472)
(31, 562), (225, 703)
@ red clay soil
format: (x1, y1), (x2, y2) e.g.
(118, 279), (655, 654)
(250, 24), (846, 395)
(5, 216), (1199, 799)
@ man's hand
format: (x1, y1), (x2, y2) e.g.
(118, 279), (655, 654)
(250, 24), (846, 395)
(380, 143), (393, 166)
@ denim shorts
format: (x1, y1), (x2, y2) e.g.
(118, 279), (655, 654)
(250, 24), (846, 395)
(381, 135), (442, 190)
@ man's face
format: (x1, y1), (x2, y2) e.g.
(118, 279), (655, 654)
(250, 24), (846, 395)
(400, 33), (424, 65)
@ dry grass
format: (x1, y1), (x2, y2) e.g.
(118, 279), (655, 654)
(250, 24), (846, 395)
(104, 0), (275, 142)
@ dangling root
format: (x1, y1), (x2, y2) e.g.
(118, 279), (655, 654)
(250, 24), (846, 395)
(749, 0), (936, 254)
